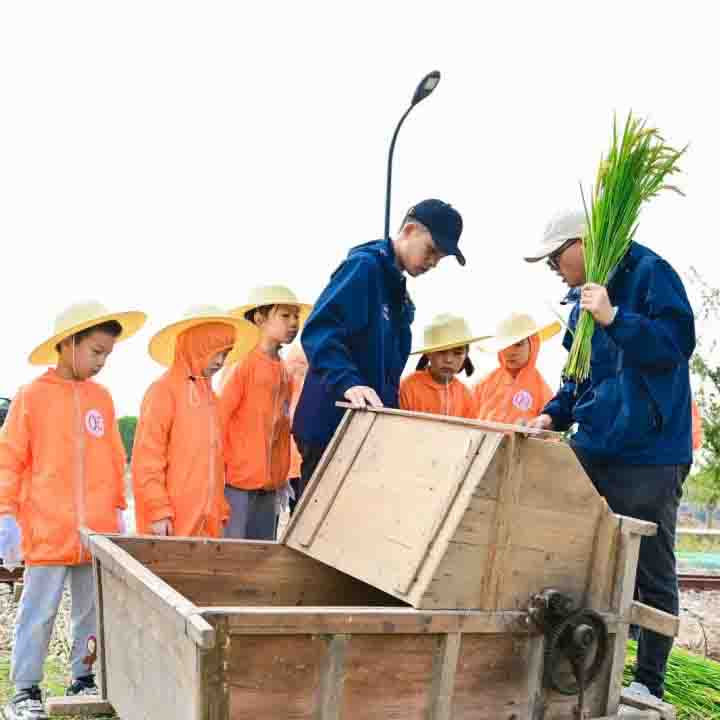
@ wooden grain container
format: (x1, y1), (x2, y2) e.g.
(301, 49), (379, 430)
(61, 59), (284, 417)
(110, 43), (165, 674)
(84, 533), (677, 720)
(283, 407), (618, 611)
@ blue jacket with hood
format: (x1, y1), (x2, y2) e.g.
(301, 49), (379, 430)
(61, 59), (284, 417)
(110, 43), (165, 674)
(544, 242), (696, 465)
(293, 239), (415, 447)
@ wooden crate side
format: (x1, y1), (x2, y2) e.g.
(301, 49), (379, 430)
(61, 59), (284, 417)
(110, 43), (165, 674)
(99, 561), (204, 720)
(113, 537), (398, 607)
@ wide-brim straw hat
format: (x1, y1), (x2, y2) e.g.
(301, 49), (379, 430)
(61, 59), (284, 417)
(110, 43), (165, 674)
(410, 313), (490, 356)
(227, 285), (313, 363)
(149, 305), (258, 367)
(29, 300), (147, 366)
(478, 313), (562, 354)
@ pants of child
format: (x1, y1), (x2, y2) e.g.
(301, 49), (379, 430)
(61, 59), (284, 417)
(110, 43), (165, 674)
(11, 564), (97, 690)
(573, 449), (688, 699)
(297, 442), (325, 493)
(223, 486), (277, 540)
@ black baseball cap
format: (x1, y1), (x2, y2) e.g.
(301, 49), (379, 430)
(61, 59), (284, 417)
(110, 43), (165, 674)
(405, 199), (465, 266)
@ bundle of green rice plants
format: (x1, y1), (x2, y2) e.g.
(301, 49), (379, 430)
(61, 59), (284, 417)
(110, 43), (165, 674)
(624, 640), (720, 719)
(564, 113), (686, 382)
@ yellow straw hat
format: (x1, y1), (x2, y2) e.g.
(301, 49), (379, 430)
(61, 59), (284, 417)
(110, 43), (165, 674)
(227, 285), (313, 364)
(478, 313), (562, 354)
(410, 314), (490, 356)
(29, 300), (147, 366)
(148, 305), (258, 367)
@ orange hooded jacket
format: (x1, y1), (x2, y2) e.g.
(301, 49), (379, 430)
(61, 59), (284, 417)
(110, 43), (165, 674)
(219, 347), (293, 491)
(473, 334), (554, 425)
(400, 370), (475, 418)
(285, 346), (308, 479)
(132, 323), (234, 538)
(0, 370), (126, 566)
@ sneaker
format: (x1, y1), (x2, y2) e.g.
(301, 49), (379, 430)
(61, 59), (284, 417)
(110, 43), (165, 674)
(2, 686), (48, 720)
(627, 681), (652, 696)
(65, 674), (98, 697)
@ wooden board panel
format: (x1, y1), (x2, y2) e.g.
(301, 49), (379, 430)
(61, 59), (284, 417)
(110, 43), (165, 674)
(225, 635), (326, 719)
(46, 696), (114, 716)
(114, 537), (398, 608)
(100, 564), (203, 720)
(340, 635), (437, 719)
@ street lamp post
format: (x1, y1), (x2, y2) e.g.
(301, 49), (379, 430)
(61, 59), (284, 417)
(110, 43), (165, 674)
(383, 71), (441, 241)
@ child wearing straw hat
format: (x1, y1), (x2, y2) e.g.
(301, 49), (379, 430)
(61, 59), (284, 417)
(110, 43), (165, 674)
(219, 286), (312, 540)
(399, 314), (483, 418)
(472, 313), (560, 425)
(131, 306), (255, 540)
(0, 301), (146, 718)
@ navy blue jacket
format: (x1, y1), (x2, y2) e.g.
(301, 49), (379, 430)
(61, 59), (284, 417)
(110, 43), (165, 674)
(293, 240), (415, 446)
(544, 242), (696, 465)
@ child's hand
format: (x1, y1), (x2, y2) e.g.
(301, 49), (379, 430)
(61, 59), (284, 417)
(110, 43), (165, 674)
(344, 386), (383, 408)
(150, 518), (174, 536)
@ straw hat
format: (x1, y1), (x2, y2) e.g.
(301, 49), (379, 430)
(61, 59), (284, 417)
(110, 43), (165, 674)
(410, 314), (490, 356)
(227, 285), (313, 363)
(29, 300), (147, 366)
(148, 305), (257, 367)
(478, 313), (562, 354)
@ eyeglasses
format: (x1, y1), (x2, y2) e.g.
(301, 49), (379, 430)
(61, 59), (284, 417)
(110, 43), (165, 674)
(546, 238), (578, 271)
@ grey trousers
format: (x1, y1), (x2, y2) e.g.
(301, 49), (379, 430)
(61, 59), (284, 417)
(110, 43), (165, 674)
(11, 564), (97, 689)
(223, 486), (277, 540)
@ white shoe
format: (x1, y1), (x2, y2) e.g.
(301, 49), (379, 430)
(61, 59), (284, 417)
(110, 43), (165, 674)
(627, 681), (652, 696)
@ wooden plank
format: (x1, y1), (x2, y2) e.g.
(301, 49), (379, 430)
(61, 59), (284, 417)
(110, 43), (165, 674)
(115, 536), (398, 608)
(396, 433), (486, 596)
(86, 533), (213, 649)
(526, 635), (546, 719)
(99, 563), (203, 720)
(225, 634), (326, 719)
(586, 507), (620, 612)
(283, 408), (353, 536)
(606, 519), (643, 716)
(335, 402), (564, 438)
(315, 634), (349, 720)
(201, 616), (230, 720)
(91, 556), (108, 700)
(629, 601), (680, 638)
(46, 696), (114, 716)
(427, 633), (462, 720)
(617, 516), (657, 537)
(201, 607), (534, 635)
(296, 410), (376, 548)
(479, 434), (521, 610)
(620, 689), (676, 720)
(340, 634), (436, 719)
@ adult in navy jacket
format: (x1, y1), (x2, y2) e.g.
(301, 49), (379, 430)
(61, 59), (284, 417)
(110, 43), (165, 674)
(293, 199), (465, 490)
(526, 210), (696, 700)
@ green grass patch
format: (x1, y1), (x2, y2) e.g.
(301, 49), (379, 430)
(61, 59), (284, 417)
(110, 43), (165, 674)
(624, 640), (720, 720)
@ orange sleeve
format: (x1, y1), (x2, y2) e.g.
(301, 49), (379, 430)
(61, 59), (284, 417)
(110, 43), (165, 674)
(132, 382), (175, 523)
(399, 377), (414, 411)
(0, 389), (31, 517)
(692, 401), (703, 451)
(471, 380), (486, 419)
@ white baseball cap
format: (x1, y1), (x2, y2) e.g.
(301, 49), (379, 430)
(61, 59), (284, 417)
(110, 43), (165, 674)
(524, 209), (587, 263)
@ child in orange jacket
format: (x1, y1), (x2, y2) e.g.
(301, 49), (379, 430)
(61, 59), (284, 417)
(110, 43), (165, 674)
(132, 307), (255, 539)
(400, 314), (484, 418)
(219, 286), (312, 540)
(0, 301), (145, 717)
(473, 313), (560, 425)
(285, 345), (309, 513)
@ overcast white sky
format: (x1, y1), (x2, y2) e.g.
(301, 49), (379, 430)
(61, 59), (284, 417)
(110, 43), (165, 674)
(1, 1), (717, 416)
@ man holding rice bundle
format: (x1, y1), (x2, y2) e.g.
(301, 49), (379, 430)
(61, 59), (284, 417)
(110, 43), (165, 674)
(525, 208), (695, 699)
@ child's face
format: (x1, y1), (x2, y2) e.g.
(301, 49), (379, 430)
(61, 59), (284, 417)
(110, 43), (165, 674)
(502, 339), (531, 371)
(428, 347), (468, 383)
(59, 330), (117, 380)
(257, 304), (300, 345)
(203, 349), (231, 378)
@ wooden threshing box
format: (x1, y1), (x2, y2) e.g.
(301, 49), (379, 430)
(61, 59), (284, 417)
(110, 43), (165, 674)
(283, 407), (628, 611)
